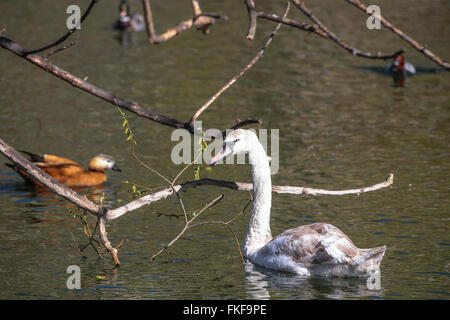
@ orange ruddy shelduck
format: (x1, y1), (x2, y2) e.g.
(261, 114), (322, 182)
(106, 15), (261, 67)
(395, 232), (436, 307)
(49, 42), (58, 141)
(6, 152), (121, 187)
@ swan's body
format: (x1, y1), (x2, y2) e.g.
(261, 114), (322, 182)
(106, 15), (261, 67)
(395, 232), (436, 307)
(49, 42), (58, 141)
(210, 129), (386, 276)
(385, 54), (416, 87)
(6, 152), (121, 187)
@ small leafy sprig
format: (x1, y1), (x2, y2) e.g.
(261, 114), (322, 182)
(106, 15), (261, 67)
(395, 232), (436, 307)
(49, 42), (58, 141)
(117, 107), (137, 145)
(194, 131), (208, 180)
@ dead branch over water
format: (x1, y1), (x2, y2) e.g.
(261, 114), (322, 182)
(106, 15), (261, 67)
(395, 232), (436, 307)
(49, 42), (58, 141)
(345, 0), (450, 70)
(291, 0), (403, 60)
(0, 137), (394, 265)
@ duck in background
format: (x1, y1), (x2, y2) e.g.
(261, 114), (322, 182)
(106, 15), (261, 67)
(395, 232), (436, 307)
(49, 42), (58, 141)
(114, 0), (145, 33)
(5, 152), (121, 188)
(385, 53), (416, 87)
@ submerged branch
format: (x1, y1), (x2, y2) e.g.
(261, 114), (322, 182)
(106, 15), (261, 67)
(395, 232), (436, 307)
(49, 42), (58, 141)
(0, 34), (188, 131)
(24, 0), (98, 55)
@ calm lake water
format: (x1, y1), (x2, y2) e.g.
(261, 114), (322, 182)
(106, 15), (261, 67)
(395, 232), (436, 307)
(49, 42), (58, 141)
(0, 0), (449, 300)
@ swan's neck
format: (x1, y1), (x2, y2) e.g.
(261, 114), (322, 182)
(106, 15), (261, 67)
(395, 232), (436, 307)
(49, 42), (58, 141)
(244, 142), (273, 258)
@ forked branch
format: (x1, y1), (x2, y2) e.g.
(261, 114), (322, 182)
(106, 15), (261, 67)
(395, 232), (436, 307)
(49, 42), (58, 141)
(141, 0), (226, 44)
(0, 137), (394, 265)
(24, 0), (99, 55)
(291, 0), (403, 60)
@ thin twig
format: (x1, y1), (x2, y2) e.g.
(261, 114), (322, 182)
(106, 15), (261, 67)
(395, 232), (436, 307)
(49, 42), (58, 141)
(24, 0), (98, 55)
(291, 0), (403, 60)
(42, 39), (77, 59)
(71, 232), (87, 259)
(345, 0), (450, 70)
(188, 221), (245, 264)
(0, 137), (394, 266)
(245, 0), (258, 40)
(149, 194), (224, 260)
(142, 0), (220, 43)
(189, 2), (291, 126)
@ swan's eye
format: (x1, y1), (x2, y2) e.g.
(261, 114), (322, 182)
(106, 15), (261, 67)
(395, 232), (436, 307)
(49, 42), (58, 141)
(234, 138), (240, 143)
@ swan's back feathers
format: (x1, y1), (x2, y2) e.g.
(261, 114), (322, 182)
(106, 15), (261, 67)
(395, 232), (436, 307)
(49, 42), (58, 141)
(269, 223), (358, 265)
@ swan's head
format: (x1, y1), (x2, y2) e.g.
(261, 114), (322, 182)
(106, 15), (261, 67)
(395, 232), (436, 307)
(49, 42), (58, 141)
(210, 129), (257, 165)
(88, 154), (121, 172)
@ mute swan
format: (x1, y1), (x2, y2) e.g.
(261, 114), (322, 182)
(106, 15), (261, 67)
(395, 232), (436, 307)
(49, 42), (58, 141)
(210, 129), (386, 276)
(5, 152), (121, 187)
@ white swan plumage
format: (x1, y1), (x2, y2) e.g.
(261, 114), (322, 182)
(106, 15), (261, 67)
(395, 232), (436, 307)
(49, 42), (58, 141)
(210, 129), (386, 277)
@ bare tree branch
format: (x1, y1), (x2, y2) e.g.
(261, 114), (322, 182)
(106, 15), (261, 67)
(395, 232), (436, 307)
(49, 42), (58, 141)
(346, 0), (450, 70)
(245, 0), (258, 40)
(0, 137), (394, 264)
(291, 0), (403, 60)
(149, 194), (224, 261)
(0, 35), (189, 130)
(142, 0), (224, 44)
(107, 174), (394, 222)
(245, 0), (327, 39)
(0, 137), (100, 214)
(42, 39), (77, 59)
(257, 11), (328, 38)
(0, 1), (404, 267)
(189, 2), (291, 126)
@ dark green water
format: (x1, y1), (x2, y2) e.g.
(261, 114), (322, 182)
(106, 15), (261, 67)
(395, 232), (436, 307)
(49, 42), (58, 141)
(0, 0), (449, 299)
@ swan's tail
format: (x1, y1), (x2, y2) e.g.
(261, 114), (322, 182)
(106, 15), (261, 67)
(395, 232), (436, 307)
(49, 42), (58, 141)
(353, 245), (387, 275)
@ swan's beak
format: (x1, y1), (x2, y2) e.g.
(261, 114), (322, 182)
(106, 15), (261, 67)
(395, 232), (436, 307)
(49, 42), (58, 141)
(210, 145), (232, 166)
(112, 164), (122, 172)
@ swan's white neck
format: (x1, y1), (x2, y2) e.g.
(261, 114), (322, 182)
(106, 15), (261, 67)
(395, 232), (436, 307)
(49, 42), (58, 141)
(244, 140), (273, 258)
